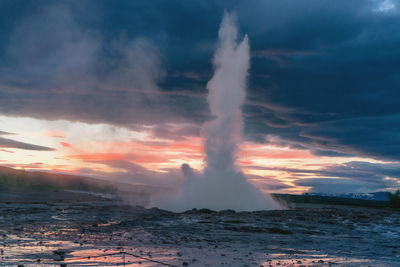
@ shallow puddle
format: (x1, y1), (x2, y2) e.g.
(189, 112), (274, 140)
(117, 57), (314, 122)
(1, 234), (178, 266)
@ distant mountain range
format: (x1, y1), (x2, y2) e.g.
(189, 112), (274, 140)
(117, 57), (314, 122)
(307, 192), (390, 201)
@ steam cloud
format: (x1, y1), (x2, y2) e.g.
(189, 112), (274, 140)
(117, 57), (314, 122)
(156, 12), (279, 211)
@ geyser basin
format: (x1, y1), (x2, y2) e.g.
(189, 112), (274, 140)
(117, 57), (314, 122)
(155, 12), (280, 212)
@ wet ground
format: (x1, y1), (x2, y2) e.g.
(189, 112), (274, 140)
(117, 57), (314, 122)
(1, 190), (400, 266)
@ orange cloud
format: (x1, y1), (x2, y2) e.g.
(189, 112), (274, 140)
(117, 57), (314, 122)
(49, 168), (81, 174)
(68, 152), (176, 165)
(0, 148), (14, 153)
(69, 153), (125, 161)
(43, 131), (66, 138)
(60, 142), (72, 148)
(63, 139), (204, 167)
(238, 160), (253, 165)
(5, 163), (43, 169)
(59, 142), (82, 154)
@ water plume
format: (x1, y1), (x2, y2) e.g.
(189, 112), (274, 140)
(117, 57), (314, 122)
(156, 12), (279, 211)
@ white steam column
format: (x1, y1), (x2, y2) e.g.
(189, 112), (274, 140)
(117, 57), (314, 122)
(157, 12), (279, 211)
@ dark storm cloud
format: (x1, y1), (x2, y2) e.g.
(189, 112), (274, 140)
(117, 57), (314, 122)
(149, 123), (201, 141)
(0, 0), (399, 162)
(310, 149), (355, 158)
(0, 130), (54, 151)
(242, 0), (400, 160)
(299, 115), (400, 161)
(0, 136), (54, 151)
(0, 0), (199, 126)
(294, 178), (385, 194)
(256, 160), (400, 192)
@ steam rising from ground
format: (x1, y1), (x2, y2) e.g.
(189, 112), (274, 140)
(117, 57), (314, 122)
(156, 12), (279, 211)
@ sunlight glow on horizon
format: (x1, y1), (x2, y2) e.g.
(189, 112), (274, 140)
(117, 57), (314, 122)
(0, 114), (388, 193)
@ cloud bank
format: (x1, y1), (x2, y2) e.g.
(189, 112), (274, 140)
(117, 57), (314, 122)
(0, 0), (399, 193)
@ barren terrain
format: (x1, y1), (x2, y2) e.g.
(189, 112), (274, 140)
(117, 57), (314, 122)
(1, 190), (400, 266)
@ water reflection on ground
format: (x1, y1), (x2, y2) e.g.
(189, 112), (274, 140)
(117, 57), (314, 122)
(1, 191), (399, 266)
(1, 236), (385, 267)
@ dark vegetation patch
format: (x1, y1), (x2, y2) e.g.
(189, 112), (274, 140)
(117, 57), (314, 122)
(388, 190), (400, 209)
(272, 193), (391, 208)
(0, 166), (116, 193)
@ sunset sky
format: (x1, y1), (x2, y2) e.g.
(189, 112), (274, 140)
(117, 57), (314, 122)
(0, 0), (400, 194)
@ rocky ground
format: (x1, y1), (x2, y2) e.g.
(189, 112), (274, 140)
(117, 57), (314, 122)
(1, 190), (400, 266)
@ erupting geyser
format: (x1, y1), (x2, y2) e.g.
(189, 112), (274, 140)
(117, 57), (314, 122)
(156, 12), (279, 211)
